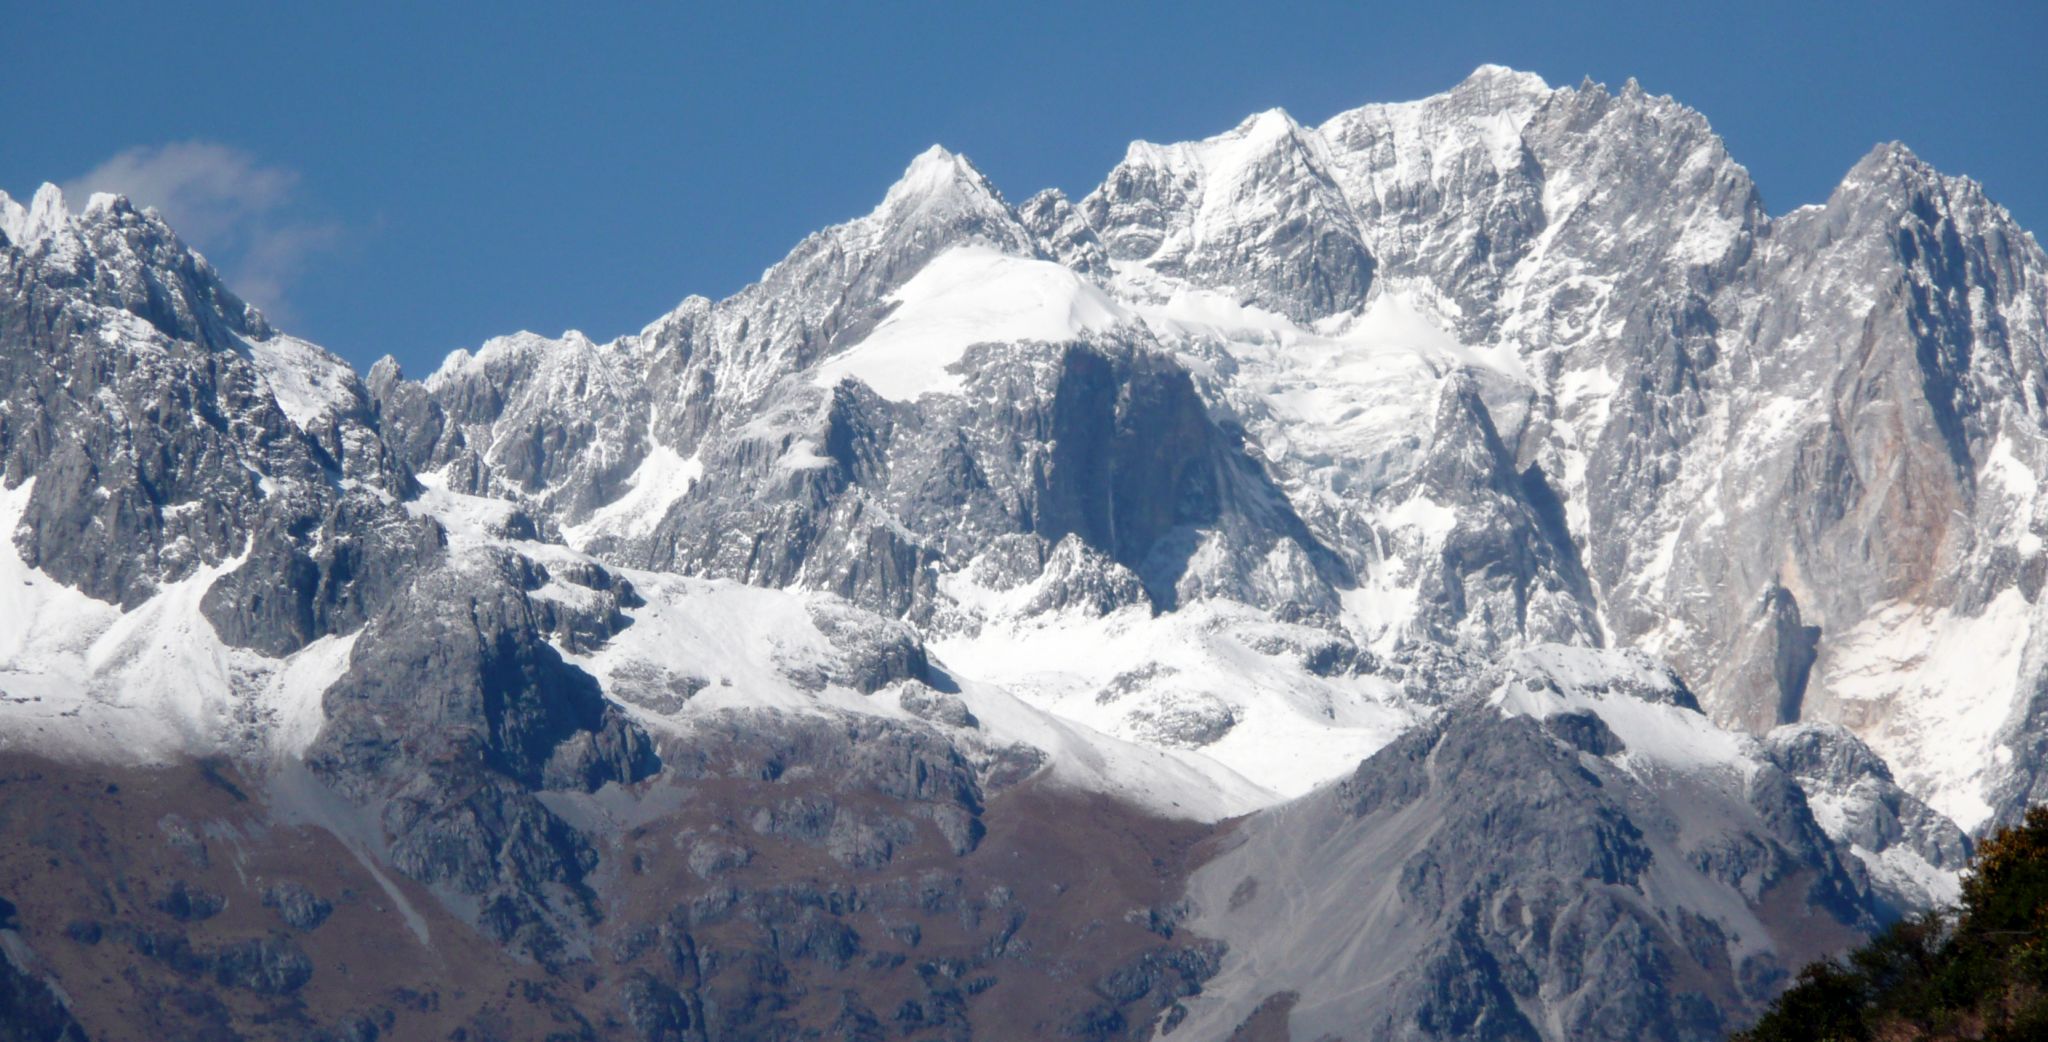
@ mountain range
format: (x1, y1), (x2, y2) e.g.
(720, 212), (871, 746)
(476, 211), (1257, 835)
(0, 65), (2041, 1041)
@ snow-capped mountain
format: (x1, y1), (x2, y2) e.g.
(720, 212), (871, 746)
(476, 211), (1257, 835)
(0, 66), (2039, 1041)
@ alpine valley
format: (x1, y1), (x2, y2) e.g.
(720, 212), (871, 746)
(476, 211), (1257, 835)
(0, 66), (2041, 1041)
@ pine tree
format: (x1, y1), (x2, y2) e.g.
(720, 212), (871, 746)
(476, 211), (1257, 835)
(1735, 807), (2048, 1041)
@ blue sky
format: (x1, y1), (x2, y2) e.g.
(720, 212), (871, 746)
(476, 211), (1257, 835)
(4, 1), (2044, 374)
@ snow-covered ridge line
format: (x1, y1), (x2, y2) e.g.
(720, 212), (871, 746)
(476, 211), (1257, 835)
(406, 465), (1275, 822)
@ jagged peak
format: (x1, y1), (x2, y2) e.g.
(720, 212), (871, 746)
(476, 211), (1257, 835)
(442, 327), (622, 380)
(2, 183), (179, 250)
(841, 142), (1037, 263)
(1535, 72), (1733, 169)
(1113, 106), (1309, 173)
(28, 181), (67, 220)
(878, 144), (1007, 213)
(1558, 73), (1700, 118)
(1851, 140), (1933, 178)
(635, 293), (715, 341)
(1233, 106), (1304, 138)
(1317, 66), (1553, 158)
(0, 182), (74, 245)
(0, 178), (276, 349)
(1827, 141), (2032, 245)
(1205, 107), (1341, 192)
(1204, 107), (1315, 164)
(1458, 63), (1552, 96)
(430, 329), (589, 389)
(367, 354), (406, 386)
(1017, 186), (1081, 226)
(1766, 720), (1899, 784)
(1118, 108), (1333, 192)
(1834, 140), (1975, 206)
(1022, 186), (1071, 208)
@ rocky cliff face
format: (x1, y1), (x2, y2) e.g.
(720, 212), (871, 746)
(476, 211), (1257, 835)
(0, 188), (430, 659)
(2, 64), (2044, 1041)
(1175, 647), (1887, 1041)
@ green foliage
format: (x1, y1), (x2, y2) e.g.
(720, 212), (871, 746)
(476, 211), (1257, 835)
(1733, 806), (2048, 1042)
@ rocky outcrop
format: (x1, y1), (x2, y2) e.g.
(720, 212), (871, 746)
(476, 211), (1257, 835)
(307, 548), (659, 963)
(1177, 699), (1875, 1042)
(0, 187), (431, 660)
(1763, 722), (1974, 916)
(1083, 109), (1378, 322)
(0, 897), (90, 1042)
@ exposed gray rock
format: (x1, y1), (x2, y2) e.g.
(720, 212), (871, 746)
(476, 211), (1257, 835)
(897, 685), (977, 729)
(306, 547), (660, 963)
(1082, 109), (1377, 322)
(0, 910), (91, 1042)
(154, 815), (208, 869)
(152, 881), (223, 923)
(1123, 697), (1237, 750)
(1177, 701), (1875, 1042)
(683, 836), (753, 879)
(1542, 709), (1625, 756)
(1021, 536), (1149, 617)
(0, 189), (428, 660)
(662, 712), (987, 833)
(1019, 188), (1111, 279)
(261, 882), (333, 932)
(123, 927), (314, 996)
(1764, 722), (1973, 917)
(622, 971), (697, 1042)
(609, 662), (710, 715)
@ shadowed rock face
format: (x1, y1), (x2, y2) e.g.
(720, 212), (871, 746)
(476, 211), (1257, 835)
(305, 547), (660, 964)
(606, 337), (1353, 622)
(0, 917), (91, 1042)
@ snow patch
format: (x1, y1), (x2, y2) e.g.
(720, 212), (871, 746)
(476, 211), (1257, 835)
(812, 245), (1133, 400)
(564, 443), (703, 544)
(1496, 644), (1752, 776)
(0, 479), (356, 763)
(931, 584), (1415, 801)
(1817, 591), (2036, 830)
(563, 566), (1273, 822)
(242, 333), (359, 429)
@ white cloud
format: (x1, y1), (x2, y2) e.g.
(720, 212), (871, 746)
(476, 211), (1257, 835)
(64, 142), (339, 323)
